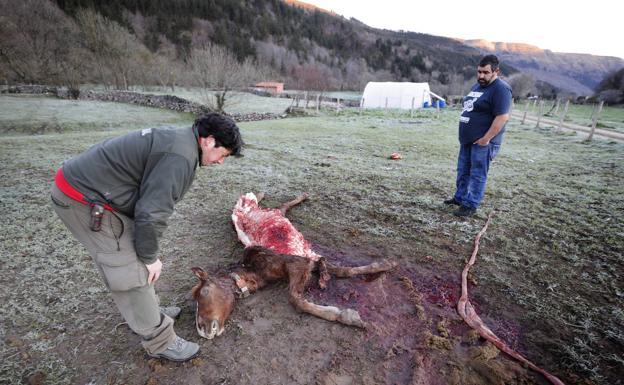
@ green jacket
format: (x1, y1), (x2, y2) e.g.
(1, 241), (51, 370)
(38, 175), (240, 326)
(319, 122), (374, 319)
(63, 126), (200, 264)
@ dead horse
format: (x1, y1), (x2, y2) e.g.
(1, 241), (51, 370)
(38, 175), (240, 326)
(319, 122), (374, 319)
(191, 192), (397, 339)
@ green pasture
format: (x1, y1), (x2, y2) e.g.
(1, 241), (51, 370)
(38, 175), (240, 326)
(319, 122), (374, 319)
(0, 95), (622, 384)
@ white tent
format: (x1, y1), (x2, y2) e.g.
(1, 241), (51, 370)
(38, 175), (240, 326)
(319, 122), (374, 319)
(361, 82), (438, 109)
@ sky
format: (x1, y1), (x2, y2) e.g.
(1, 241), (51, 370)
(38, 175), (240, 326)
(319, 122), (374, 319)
(302, 0), (623, 60)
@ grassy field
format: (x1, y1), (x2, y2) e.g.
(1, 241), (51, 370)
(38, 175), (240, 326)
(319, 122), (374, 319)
(517, 100), (624, 133)
(0, 96), (622, 384)
(0, 94), (194, 134)
(132, 86), (295, 114)
(131, 86), (363, 112)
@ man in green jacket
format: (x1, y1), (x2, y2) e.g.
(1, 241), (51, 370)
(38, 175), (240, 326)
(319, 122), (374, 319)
(51, 113), (243, 362)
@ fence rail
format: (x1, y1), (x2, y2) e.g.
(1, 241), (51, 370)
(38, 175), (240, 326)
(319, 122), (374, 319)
(512, 99), (623, 142)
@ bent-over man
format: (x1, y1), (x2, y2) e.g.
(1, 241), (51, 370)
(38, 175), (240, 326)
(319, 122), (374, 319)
(51, 113), (243, 361)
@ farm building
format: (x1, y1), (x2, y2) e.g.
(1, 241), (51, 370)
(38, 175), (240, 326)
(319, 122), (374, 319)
(254, 81), (284, 94)
(361, 82), (444, 109)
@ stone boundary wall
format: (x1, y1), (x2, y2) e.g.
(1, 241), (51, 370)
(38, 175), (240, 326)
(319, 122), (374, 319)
(2, 85), (282, 122)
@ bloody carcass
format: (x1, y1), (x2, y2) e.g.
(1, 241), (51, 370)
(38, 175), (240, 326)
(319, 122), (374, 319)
(191, 192), (397, 339)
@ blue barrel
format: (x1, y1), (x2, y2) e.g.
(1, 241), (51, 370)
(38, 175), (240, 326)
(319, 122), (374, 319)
(423, 101), (429, 108)
(439, 100), (446, 108)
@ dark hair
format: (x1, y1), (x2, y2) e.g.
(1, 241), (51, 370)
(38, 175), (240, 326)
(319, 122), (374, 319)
(479, 55), (500, 71)
(193, 113), (244, 156)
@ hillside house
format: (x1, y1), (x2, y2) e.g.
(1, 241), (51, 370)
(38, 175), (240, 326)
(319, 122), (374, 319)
(254, 82), (284, 94)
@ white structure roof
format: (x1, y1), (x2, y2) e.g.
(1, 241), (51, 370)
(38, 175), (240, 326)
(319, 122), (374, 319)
(361, 82), (433, 109)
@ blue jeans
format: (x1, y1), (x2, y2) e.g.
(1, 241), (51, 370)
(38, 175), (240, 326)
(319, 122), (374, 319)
(453, 143), (500, 209)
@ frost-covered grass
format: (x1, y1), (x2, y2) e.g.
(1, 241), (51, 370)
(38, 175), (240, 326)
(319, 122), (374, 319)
(0, 95), (194, 134)
(132, 86), (362, 113)
(287, 90), (363, 101)
(131, 87), (294, 115)
(1, 96), (623, 384)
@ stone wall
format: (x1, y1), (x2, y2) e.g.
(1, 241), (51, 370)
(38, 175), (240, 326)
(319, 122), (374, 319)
(2, 85), (282, 122)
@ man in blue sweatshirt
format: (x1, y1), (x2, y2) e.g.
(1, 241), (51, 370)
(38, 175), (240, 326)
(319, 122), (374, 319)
(444, 55), (512, 217)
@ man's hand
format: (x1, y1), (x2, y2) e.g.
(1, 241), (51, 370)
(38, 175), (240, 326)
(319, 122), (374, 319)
(146, 259), (163, 285)
(473, 137), (490, 146)
(475, 113), (509, 147)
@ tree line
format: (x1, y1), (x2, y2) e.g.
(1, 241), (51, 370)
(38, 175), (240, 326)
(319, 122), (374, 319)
(595, 68), (624, 105)
(0, 0), (486, 96)
(2, 0), (620, 104)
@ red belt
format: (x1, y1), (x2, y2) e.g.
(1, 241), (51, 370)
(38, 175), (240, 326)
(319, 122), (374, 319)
(55, 168), (115, 211)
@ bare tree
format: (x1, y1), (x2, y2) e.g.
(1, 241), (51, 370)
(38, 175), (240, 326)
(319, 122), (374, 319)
(152, 40), (182, 91)
(293, 63), (333, 92)
(507, 73), (536, 100)
(0, 0), (86, 91)
(445, 73), (468, 96)
(76, 8), (151, 90)
(189, 43), (269, 112)
(599, 89), (623, 105)
(344, 58), (368, 90)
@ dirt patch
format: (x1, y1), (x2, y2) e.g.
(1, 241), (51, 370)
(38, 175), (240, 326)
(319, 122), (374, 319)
(55, 235), (557, 385)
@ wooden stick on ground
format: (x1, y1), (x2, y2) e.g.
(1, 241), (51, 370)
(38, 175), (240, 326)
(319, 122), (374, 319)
(457, 211), (566, 385)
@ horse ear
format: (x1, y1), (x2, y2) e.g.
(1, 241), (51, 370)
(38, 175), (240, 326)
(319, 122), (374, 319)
(192, 267), (209, 281)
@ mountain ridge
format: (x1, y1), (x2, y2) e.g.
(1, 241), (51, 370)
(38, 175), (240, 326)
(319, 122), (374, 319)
(461, 38), (624, 95)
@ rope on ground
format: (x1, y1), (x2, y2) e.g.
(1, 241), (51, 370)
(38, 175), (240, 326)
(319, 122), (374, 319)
(457, 211), (566, 385)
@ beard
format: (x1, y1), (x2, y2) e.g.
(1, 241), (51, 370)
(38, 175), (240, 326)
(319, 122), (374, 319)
(478, 78), (488, 86)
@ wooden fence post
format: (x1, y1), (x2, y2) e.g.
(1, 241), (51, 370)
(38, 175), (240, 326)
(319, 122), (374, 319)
(553, 99), (560, 116)
(304, 91), (309, 110)
(411, 97), (415, 118)
(557, 100), (570, 132)
(316, 94), (320, 112)
(385, 97), (388, 110)
(589, 103), (596, 121)
(336, 97), (341, 112)
(521, 100), (529, 125)
(587, 101), (604, 141)
(535, 101), (545, 128)
(360, 97), (364, 115)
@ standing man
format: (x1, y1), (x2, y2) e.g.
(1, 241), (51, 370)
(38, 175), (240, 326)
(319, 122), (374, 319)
(50, 113), (243, 361)
(444, 55), (512, 217)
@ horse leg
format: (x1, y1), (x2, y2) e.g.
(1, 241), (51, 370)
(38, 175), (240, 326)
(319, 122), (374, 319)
(279, 192), (309, 215)
(286, 259), (366, 328)
(317, 256), (331, 289)
(326, 259), (397, 278)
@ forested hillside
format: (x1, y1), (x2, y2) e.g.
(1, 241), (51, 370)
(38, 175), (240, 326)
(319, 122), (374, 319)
(2, 0), (621, 99)
(55, 0), (491, 88)
(1, 0), (490, 95)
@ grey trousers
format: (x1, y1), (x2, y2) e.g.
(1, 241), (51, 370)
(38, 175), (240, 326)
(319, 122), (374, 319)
(50, 183), (176, 354)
